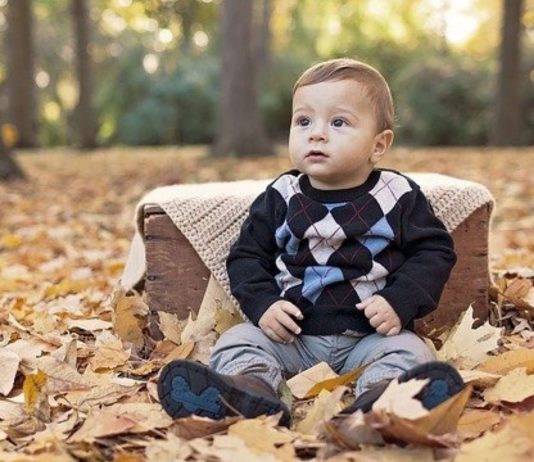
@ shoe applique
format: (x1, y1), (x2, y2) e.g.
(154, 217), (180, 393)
(170, 376), (222, 414)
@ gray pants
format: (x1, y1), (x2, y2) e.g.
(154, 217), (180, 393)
(210, 322), (435, 395)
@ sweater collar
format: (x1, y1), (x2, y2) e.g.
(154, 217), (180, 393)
(298, 169), (381, 203)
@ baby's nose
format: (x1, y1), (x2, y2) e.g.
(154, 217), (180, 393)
(309, 123), (328, 142)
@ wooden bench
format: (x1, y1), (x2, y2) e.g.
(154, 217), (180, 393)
(141, 202), (492, 339)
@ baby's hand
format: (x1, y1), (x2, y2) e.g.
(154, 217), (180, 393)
(259, 300), (303, 344)
(356, 295), (401, 336)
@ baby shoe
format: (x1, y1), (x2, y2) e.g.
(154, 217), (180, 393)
(157, 360), (292, 427)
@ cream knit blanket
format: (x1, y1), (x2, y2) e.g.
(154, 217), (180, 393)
(120, 173), (494, 310)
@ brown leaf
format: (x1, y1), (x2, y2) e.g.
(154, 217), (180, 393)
(228, 417), (297, 461)
(296, 387), (347, 435)
(478, 347), (534, 375)
(483, 368), (534, 404)
(305, 365), (366, 399)
(437, 306), (502, 369)
(0, 350), (20, 396)
(457, 409), (502, 438)
(69, 403), (172, 442)
(287, 362), (338, 399)
(456, 411), (534, 461)
(112, 289), (149, 347)
(170, 415), (240, 440)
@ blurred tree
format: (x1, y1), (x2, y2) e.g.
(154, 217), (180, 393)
(254, 0), (273, 75)
(491, 0), (525, 145)
(0, 124), (25, 181)
(6, 0), (37, 147)
(212, 0), (272, 157)
(72, 0), (98, 149)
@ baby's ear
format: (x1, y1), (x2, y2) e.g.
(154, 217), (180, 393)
(371, 129), (394, 164)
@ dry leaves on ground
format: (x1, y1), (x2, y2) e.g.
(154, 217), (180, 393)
(1, 147), (533, 460)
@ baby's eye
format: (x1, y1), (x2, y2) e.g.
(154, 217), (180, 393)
(295, 116), (311, 127)
(332, 118), (347, 127)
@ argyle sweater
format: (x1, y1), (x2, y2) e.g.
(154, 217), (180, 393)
(227, 169), (457, 335)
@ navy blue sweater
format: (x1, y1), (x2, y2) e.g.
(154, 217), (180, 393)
(227, 169), (457, 335)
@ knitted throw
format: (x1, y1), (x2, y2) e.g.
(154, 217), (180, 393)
(120, 173), (494, 314)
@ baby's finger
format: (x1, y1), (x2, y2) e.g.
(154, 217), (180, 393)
(277, 311), (302, 335)
(280, 303), (304, 320)
(375, 322), (390, 335)
(264, 325), (291, 343)
(356, 296), (374, 309)
(369, 313), (384, 328)
(386, 326), (401, 336)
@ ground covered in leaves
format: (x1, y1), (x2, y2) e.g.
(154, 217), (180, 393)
(1, 146), (533, 461)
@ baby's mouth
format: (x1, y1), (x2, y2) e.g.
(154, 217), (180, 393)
(306, 150), (328, 158)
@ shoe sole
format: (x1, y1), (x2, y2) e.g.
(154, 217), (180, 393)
(340, 361), (465, 414)
(399, 361), (465, 409)
(157, 360), (289, 422)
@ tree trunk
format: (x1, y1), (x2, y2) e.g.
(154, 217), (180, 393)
(212, 0), (272, 157)
(491, 0), (524, 146)
(6, 0), (37, 148)
(255, 0), (273, 76)
(0, 131), (25, 181)
(72, 0), (98, 149)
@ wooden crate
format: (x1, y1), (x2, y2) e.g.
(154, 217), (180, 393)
(143, 203), (491, 338)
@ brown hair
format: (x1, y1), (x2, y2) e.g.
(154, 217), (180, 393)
(293, 58), (395, 132)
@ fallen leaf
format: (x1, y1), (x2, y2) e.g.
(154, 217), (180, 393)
(89, 331), (130, 371)
(459, 369), (502, 388)
(372, 378), (429, 419)
(478, 348), (534, 375)
(170, 415), (240, 440)
(158, 311), (187, 344)
(325, 446), (436, 461)
(319, 410), (384, 449)
(23, 370), (50, 421)
(483, 367), (534, 404)
(112, 289), (149, 347)
(437, 306), (502, 368)
(456, 411), (534, 461)
(0, 350), (20, 396)
(228, 417), (296, 461)
(457, 409), (502, 438)
(287, 362), (338, 399)
(181, 300), (217, 344)
(145, 433), (192, 462)
(305, 365), (366, 398)
(69, 403), (172, 442)
(65, 318), (112, 332)
(296, 387), (347, 435)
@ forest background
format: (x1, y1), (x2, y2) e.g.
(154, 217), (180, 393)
(0, 0), (532, 158)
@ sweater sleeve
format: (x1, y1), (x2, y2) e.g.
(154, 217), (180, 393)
(375, 186), (457, 327)
(226, 185), (285, 325)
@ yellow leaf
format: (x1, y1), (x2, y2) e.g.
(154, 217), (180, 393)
(479, 348), (534, 375)
(23, 370), (50, 421)
(436, 305), (502, 368)
(0, 233), (22, 249)
(459, 369), (501, 388)
(286, 362), (337, 399)
(228, 417), (296, 461)
(410, 385), (472, 435)
(158, 311), (187, 345)
(457, 409), (501, 438)
(112, 289), (148, 347)
(456, 412), (534, 461)
(483, 367), (534, 404)
(1, 123), (18, 147)
(45, 278), (92, 298)
(215, 308), (242, 336)
(305, 364), (366, 398)
(296, 387), (347, 435)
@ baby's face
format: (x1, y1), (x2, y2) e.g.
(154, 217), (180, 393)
(289, 79), (389, 190)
